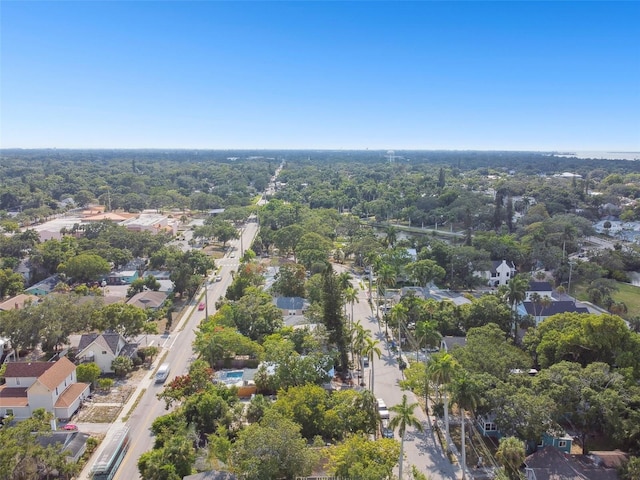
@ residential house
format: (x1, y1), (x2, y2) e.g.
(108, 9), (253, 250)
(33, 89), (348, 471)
(525, 281), (554, 302)
(76, 332), (138, 374)
(0, 293), (39, 312)
(274, 296), (308, 316)
(524, 446), (619, 480)
(477, 260), (517, 287)
(0, 357), (90, 420)
(106, 270), (139, 285)
(37, 431), (91, 463)
(537, 432), (574, 455)
(143, 271), (174, 292)
(477, 413), (501, 438)
(477, 413), (573, 455)
(519, 301), (589, 326)
(440, 336), (467, 353)
(126, 290), (168, 311)
(25, 275), (61, 296)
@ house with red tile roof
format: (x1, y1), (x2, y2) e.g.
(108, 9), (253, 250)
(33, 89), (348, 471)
(0, 357), (90, 421)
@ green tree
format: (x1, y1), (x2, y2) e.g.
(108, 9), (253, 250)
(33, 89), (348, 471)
(76, 362), (101, 386)
(523, 313), (640, 376)
(112, 356), (134, 377)
(502, 274), (529, 339)
(230, 410), (316, 480)
(271, 262), (306, 297)
(427, 352), (459, 442)
(321, 265), (349, 372)
(0, 408), (79, 480)
(60, 253), (111, 283)
(273, 224), (304, 261)
(620, 456), (640, 480)
(329, 434), (400, 480)
(273, 384), (329, 439)
(406, 259), (446, 288)
(91, 303), (156, 339)
(138, 433), (195, 480)
(495, 436), (526, 480)
(233, 289), (284, 342)
(389, 394), (423, 480)
(343, 285), (359, 327)
(450, 370), (482, 478)
(361, 336), (382, 394)
(0, 268), (25, 298)
(453, 323), (531, 381)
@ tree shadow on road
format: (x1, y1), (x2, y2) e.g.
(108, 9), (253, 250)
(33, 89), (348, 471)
(404, 423), (459, 480)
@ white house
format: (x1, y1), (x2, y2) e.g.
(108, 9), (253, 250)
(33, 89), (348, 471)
(477, 260), (517, 287)
(0, 357), (90, 420)
(525, 281), (554, 302)
(76, 332), (138, 374)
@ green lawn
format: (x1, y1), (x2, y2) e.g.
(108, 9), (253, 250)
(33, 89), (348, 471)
(573, 280), (640, 319)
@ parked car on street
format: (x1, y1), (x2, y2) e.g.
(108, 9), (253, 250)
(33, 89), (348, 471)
(198, 302), (205, 311)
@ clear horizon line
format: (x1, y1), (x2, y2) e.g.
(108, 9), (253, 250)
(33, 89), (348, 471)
(2, 147), (639, 153)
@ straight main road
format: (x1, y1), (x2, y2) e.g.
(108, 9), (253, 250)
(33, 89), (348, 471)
(74, 221), (261, 480)
(342, 266), (460, 480)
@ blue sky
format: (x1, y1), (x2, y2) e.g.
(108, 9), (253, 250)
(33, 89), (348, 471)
(1, 1), (639, 151)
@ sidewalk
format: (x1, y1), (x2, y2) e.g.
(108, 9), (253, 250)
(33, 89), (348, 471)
(76, 298), (200, 480)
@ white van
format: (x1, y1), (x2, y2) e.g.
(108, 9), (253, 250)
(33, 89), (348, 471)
(155, 363), (171, 384)
(377, 398), (390, 419)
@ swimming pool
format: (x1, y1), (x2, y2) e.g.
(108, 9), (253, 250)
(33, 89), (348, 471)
(223, 370), (244, 380)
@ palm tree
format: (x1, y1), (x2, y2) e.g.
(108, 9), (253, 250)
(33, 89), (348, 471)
(377, 263), (397, 314)
(361, 336), (382, 393)
(389, 303), (408, 360)
(450, 370), (482, 478)
(385, 226), (398, 248)
(350, 320), (367, 378)
(426, 352), (459, 444)
(529, 292), (541, 318)
(503, 274), (529, 340)
(495, 436), (526, 480)
(415, 319), (441, 410)
(337, 271), (353, 291)
(389, 394), (423, 480)
(343, 286), (359, 327)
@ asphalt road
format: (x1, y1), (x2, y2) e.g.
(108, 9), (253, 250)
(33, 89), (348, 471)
(74, 221), (260, 480)
(341, 267), (460, 480)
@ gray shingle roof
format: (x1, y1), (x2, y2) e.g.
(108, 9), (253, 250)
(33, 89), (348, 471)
(528, 281), (553, 292)
(523, 301), (589, 317)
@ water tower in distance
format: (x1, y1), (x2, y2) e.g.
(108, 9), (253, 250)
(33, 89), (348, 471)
(386, 150), (396, 164)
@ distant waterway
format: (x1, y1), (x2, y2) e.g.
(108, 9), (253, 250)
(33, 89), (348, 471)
(629, 272), (640, 287)
(555, 151), (640, 161)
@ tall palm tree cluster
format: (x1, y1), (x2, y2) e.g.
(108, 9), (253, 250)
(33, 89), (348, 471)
(426, 352), (482, 479)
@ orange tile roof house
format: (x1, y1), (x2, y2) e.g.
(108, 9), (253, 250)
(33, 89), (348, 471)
(0, 357), (90, 421)
(0, 293), (40, 311)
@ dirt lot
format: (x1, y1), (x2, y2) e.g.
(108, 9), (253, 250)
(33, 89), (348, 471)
(74, 368), (148, 423)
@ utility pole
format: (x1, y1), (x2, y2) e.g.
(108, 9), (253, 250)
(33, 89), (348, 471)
(567, 261), (575, 299)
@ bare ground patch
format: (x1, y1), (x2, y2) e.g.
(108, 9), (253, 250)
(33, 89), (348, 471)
(75, 368), (147, 423)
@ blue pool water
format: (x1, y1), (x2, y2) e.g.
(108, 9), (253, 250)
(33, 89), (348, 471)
(224, 370), (244, 380)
